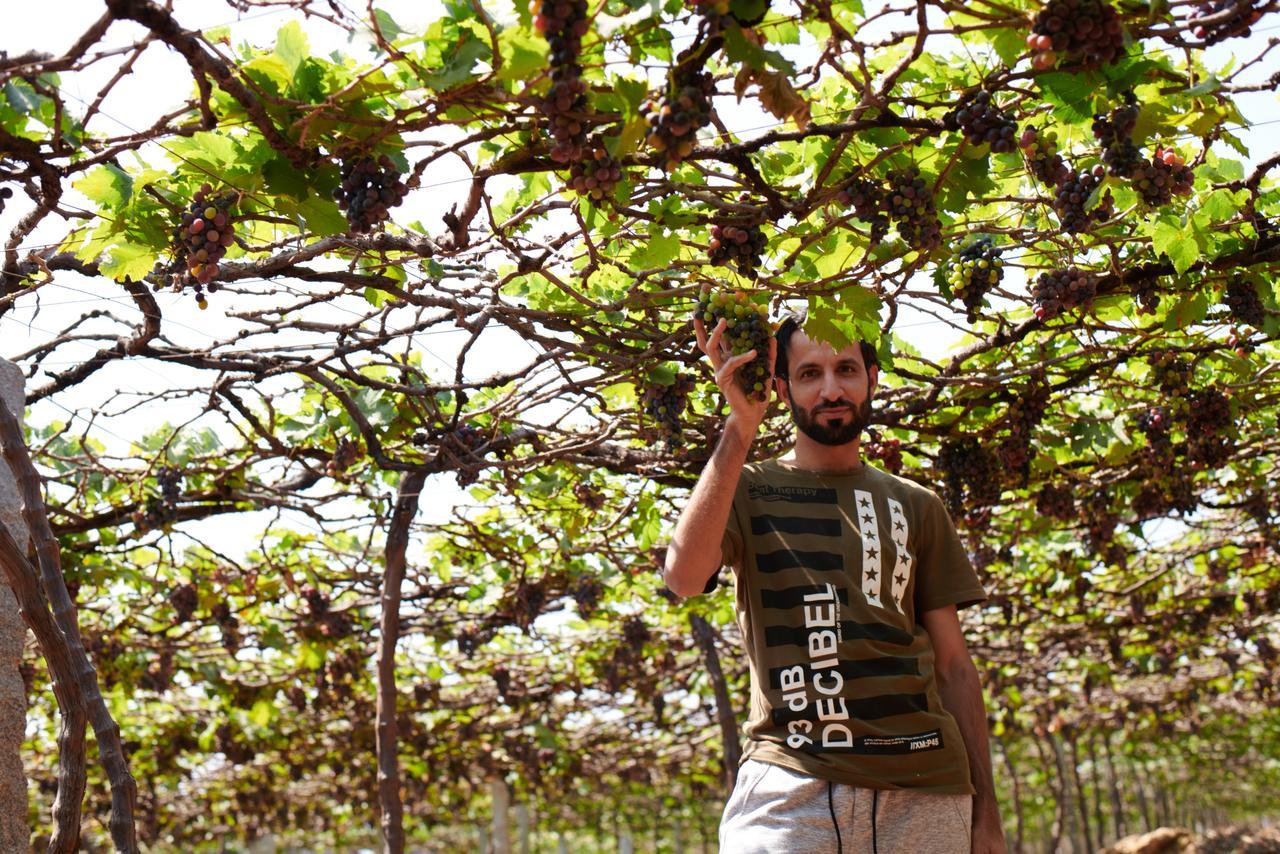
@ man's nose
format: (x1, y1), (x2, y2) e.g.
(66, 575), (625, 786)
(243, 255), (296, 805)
(820, 370), (843, 399)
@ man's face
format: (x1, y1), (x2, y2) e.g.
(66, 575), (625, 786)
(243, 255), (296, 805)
(777, 330), (877, 447)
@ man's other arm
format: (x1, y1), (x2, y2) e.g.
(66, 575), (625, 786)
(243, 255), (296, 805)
(663, 417), (753, 597)
(921, 605), (1008, 854)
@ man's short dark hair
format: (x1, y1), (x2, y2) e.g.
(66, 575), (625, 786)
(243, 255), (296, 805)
(773, 310), (880, 380)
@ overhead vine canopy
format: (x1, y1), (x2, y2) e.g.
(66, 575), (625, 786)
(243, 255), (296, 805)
(2, 0), (1279, 847)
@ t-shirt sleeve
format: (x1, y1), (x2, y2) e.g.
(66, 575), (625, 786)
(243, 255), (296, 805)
(913, 490), (987, 614)
(702, 497), (744, 595)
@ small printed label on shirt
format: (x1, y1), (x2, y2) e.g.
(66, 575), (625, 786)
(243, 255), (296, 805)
(845, 729), (944, 755)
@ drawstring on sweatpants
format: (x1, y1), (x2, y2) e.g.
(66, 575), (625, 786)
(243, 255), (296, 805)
(828, 782), (843, 853)
(828, 783), (879, 854)
(871, 789), (879, 854)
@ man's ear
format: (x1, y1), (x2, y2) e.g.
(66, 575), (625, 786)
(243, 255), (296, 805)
(868, 364), (880, 397)
(774, 376), (790, 408)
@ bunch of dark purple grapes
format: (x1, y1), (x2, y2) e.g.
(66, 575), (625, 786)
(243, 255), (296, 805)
(1132, 148), (1194, 207)
(1223, 276), (1265, 328)
(864, 431), (903, 474)
(697, 286), (772, 399)
(157, 465), (182, 509)
(1032, 266), (1098, 320)
(333, 155), (408, 232)
(1019, 127), (1071, 187)
(1053, 166), (1113, 233)
(937, 437), (1002, 519)
(534, 0), (590, 164)
(176, 184), (236, 306)
(1188, 0), (1264, 43)
(641, 71), (715, 169)
(643, 373), (696, 446)
(884, 167), (942, 252)
(1026, 0), (1126, 69)
(1092, 92), (1144, 178)
(568, 140), (624, 201)
(944, 91), (1018, 153)
(708, 219), (768, 275)
(834, 177), (890, 244)
(1035, 482), (1076, 521)
(946, 237), (1003, 322)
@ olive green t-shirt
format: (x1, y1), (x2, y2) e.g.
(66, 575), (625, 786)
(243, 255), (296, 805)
(718, 458), (987, 794)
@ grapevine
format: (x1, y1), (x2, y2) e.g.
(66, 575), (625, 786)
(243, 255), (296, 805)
(0, 186), (12, 214)
(568, 139), (624, 201)
(1052, 166), (1113, 233)
(833, 177), (890, 243)
(534, 0), (591, 164)
(1188, 0), (1265, 42)
(174, 184), (237, 308)
(1019, 127), (1070, 187)
(1026, 0), (1126, 69)
(642, 373), (696, 447)
(1223, 276), (1266, 328)
(642, 71), (715, 169)
(696, 286), (772, 399)
(946, 237), (1004, 322)
(708, 218), (768, 275)
(884, 167), (942, 252)
(944, 90), (1018, 153)
(1092, 92), (1143, 178)
(332, 155), (409, 232)
(1131, 147), (1194, 207)
(1032, 267), (1098, 320)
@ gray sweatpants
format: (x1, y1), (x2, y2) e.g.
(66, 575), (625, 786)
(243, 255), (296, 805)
(719, 759), (972, 853)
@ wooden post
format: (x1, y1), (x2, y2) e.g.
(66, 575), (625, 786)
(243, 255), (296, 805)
(0, 361), (29, 854)
(490, 776), (512, 854)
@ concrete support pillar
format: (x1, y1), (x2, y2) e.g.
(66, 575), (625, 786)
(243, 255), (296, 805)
(490, 776), (512, 854)
(0, 360), (30, 852)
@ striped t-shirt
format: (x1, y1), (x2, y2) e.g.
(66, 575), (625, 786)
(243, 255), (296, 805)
(719, 458), (987, 794)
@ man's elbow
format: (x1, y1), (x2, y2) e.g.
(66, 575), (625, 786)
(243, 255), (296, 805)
(663, 554), (709, 598)
(935, 655), (980, 689)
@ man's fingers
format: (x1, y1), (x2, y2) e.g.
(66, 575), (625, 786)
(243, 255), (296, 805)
(705, 318), (728, 368)
(715, 349), (757, 385)
(694, 316), (708, 354)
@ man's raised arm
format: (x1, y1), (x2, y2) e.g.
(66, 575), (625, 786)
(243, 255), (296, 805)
(663, 317), (775, 598)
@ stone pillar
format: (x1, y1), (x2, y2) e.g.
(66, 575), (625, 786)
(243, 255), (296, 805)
(0, 361), (29, 854)
(489, 776), (511, 854)
(0, 359), (30, 853)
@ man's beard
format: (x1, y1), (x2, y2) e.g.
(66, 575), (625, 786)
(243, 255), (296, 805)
(788, 390), (873, 446)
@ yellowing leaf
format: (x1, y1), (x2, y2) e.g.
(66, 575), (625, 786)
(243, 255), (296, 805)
(736, 68), (810, 130)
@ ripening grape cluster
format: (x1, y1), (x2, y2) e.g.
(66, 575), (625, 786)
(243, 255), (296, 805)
(1188, 0), (1265, 42)
(568, 140), (623, 201)
(643, 373), (696, 446)
(944, 91), (1018, 153)
(864, 432), (903, 474)
(169, 582), (198, 624)
(1026, 0), (1126, 69)
(1223, 277), (1265, 327)
(533, 0), (590, 164)
(708, 219), (768, 275)
(1032, 266), (1098, 320)
(1132, 148), (1194, 207)
(176, 184), (236, 306)
(884, 167), (942, 252)
(572, 577), (603, 617)
(997, 378), (1050, 484)
(937, 437), (1002, 519)
(1053, 166), (1113, 233)
(157, 465), (182, 508)
(1035, 483), (1076, 520)
(697, 286), (773, 399)
(946, 237), (1004, 322)
(325, 437), (360, 477)
(1019, 127), (1071, 187)
(642, 71), (715, 169)
(1092, 92), (1143, 178)
(332, 155), (408, 232)
(833, 177), (890, 243)
(1148, 350), (1194, 400)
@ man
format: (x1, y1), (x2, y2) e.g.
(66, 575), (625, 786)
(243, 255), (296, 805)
(663, 310), (1007, 854)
